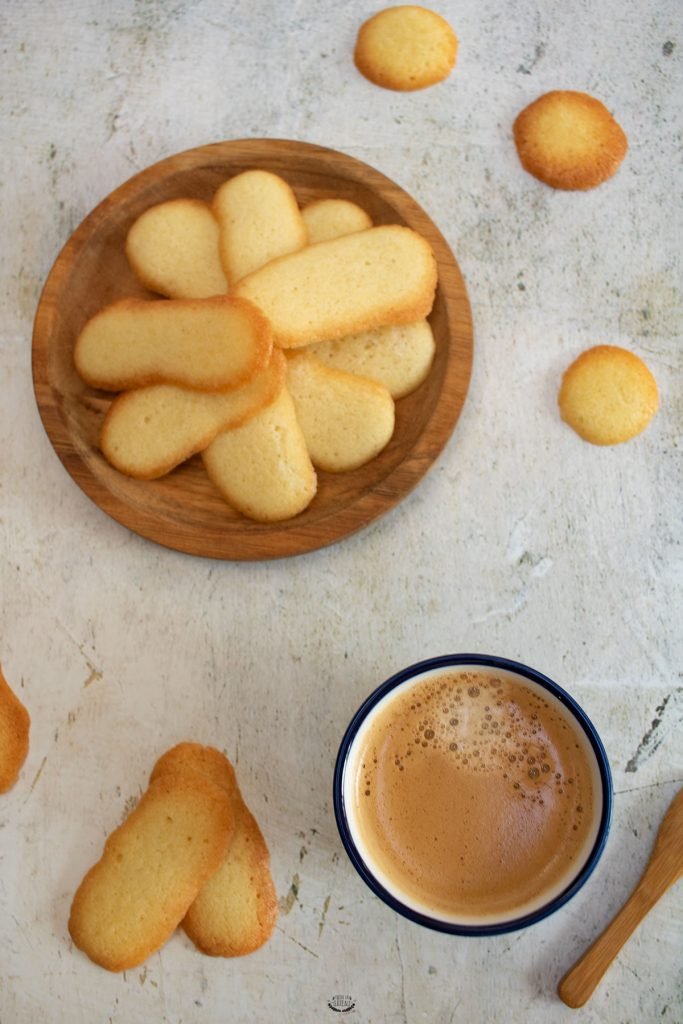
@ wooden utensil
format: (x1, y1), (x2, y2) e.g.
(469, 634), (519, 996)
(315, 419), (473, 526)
(558, 787), (683, 1008)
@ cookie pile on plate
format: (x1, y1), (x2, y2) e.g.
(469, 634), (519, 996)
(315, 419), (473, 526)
(74, 169), (438, 522)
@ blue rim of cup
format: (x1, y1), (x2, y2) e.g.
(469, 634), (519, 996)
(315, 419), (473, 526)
(333, 653), (613, 937)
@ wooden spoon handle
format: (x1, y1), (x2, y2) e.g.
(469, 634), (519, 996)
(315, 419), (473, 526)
(558, 871), (672, 1008)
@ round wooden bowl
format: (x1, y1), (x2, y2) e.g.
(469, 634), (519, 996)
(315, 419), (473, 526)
(32, 139), (473, 560)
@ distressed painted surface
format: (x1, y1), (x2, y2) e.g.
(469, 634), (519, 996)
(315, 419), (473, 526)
(0, 1), (681, 1021)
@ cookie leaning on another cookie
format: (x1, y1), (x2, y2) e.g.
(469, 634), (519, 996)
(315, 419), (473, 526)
(558, 345), (659, 445)
(183, 794), (277, 957)
(150, 743), (278, 958)
(125, 198), (228, 299)
(213, 170), (307, 286)
(74, 295), (273, 392)
(203, 386), (317, 522)
(0, 664), (30, 794)
(354, 5), (458, 91)
(513, 90), (628, 190)
(234, 224), (437, 349)
(68, 773), (234, 972)
(302, 198), (372, 244)
(151, 743), (239, 798)
(286, 351), (396, 472)
(100, 349), (287, 480)
(306, 319), (436, 399)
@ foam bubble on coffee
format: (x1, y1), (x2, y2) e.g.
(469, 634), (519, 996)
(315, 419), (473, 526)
(346, 668), (601, 923)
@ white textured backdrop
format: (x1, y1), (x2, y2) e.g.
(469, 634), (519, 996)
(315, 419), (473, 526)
(1, 1), (681, 1021)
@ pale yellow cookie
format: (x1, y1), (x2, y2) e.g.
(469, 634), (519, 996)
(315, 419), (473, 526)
(151, 743), (240, 802)
(184, 800), (277, 957)
(306, 319), (435, 399)
(354, 6), (458, 91)
(100, 349), (286, 480)
(234, 225), (437, 349)
(68, 773), (234, 972)
(514, 90), (628, 190)
(150, 743), (278, 958)
(74, 295), (272, 392)
(125, 198), (228, 299)
(558, 345), (659, 445)
(213, 170), (307, 286)
(203, 386), (317, 522)
(0, 664), (30, 794)
(302, 199), (372, 244)
(286, 351), (395, 472)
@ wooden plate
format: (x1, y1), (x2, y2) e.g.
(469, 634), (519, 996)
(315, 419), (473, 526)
(32, 139), (473, 560)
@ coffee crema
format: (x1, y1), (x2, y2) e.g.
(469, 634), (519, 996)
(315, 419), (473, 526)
(345, 668), (601, 922)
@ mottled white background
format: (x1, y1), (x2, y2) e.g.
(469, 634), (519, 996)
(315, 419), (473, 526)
(1, 1), (681, 1022)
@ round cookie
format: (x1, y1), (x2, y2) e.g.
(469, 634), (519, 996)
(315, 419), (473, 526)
(513, 91), (628, 190)
(558, 345), (659, 445)
(354, 6), (458, 92)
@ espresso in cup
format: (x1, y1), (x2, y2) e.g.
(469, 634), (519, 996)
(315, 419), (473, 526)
(335, 657), (611, 933)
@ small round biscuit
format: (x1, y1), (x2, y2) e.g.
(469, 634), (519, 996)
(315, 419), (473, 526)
(354, 6), (458, 92)
(514, 91), (628, 190)
(558, 345), (659, 445)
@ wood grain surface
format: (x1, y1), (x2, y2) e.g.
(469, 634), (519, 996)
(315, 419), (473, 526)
(32, 139), (473, 560)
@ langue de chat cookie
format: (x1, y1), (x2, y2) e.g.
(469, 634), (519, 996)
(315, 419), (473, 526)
(68, 773), (234, 972)
(75, 295), (272, 392)
(213, 170), (308, 286)
(302, 198), (373, 244)
(558, 345), (659, 445)
(151, 743), (240, 799)
(234, 224), (437, 349)
(0, 664), (30, 794)
(513, 90), (628, 190)
(100, 348), (286, 480)
(306, 319), (435, 399)
(286, 351), (396, 472)
(151, 743), (278, 958)
(125, 198), (228, 299)
(203, 386), (318, 522)
(354, 5), (458, 91)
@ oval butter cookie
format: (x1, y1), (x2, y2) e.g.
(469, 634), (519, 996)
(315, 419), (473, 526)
(213, 170), (307, 286)
(68, 774), (234, 971)
(0, 664), (30, 794)
(100, 349), (287, 480)
(286, 352), (395, 472)
(234, 224), (437, 349)
(150, 743), (278, 958)
(302, 199), (372, 245)
(126, 199), (228, 299)
(354, 6), (458, 92)
(558, 345), (659, 445)
(74, 295), (273, 392)
(514, 90), (627, 190)
(306, 319), (435, 399)
(203, 387), (317, 523)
